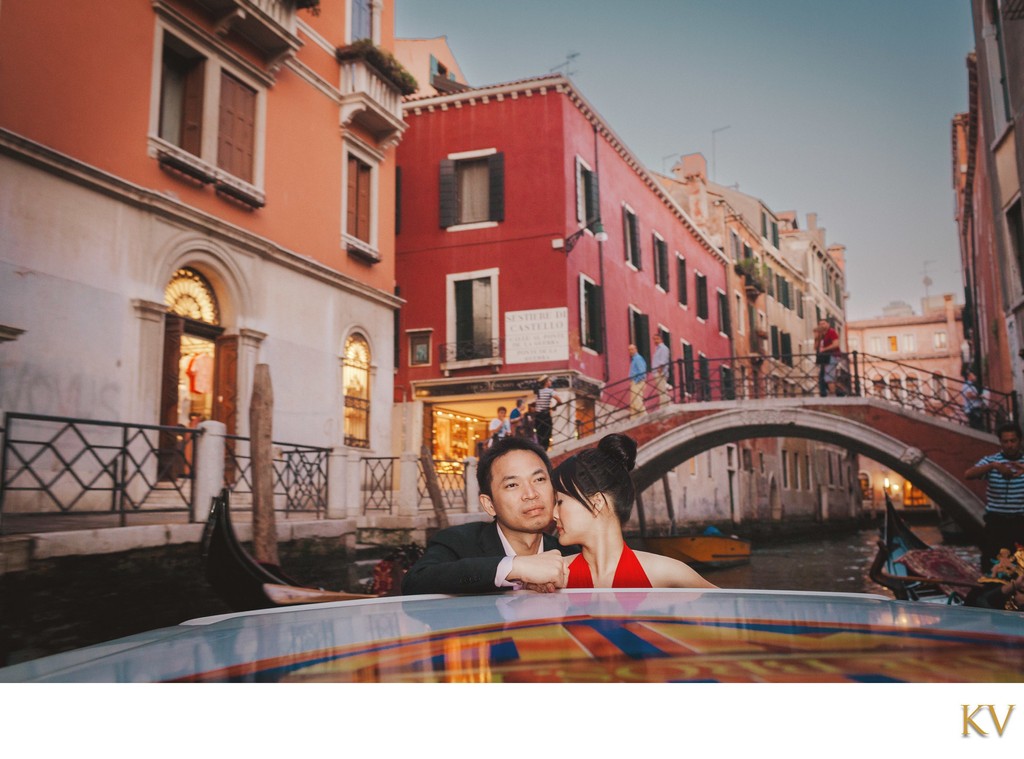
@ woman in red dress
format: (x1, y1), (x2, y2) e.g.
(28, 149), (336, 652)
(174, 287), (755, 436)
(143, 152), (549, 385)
(551, 433), (716, 589)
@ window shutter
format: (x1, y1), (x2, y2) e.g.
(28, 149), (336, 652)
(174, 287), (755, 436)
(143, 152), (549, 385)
(585, 169), (600, 224)
(395, 166), (402, 235)
(217, 71), (255, 183)
(346, 156), (359, 238)
(454, 279), (474, 348)
(593, 283), (604, 352)
(770, 326), (780, 358)
(637, 313), (650, 366)
(356, 161), (371, 242)
(622, 206), (630, 262)
(677, 258), (688, 305)
(488, 152), (504, 222)
(439, 159), (457, 228)
(182, 59), (205, 156)
(630, 214), (641, 269)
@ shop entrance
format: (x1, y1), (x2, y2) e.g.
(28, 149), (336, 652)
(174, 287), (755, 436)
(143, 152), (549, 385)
(158, 267), (237, 480)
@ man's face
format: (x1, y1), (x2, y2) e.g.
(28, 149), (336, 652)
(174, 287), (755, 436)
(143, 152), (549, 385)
(818, 320), (829, 331)
(480, 449), (554, 535)
(628, 345), (637, 356)
(1000, 431), (1022, 459)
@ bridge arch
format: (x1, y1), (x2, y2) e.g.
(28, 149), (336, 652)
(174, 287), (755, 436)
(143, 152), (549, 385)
(629, 407), (986, 539)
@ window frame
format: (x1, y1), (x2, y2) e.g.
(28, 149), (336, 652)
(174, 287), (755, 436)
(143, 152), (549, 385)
(653, 232), (669, 291)
(445, 268), (500, 367)
(149, 20), (268, 198)
(694, 271), (708, 321)
(342, 135), (383, 261)
(676, 253), (688, 307)
(440, 148), (504, 231)
(579, 274), (603, 354)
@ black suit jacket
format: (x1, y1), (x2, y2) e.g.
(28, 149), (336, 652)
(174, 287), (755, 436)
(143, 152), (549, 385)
(401, 520), (576, 596)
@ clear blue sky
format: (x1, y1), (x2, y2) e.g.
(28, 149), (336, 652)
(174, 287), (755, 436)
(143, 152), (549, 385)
(395, 0), (975, 321)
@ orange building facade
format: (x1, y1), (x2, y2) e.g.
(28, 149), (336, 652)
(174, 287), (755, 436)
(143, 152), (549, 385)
(0, 1), (408, 458)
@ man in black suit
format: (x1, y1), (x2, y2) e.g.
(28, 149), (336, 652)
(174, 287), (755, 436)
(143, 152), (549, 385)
(402, 436), (576, 595)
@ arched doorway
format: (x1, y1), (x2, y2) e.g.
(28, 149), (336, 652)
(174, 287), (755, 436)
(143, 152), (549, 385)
(159, 267), (236, 478)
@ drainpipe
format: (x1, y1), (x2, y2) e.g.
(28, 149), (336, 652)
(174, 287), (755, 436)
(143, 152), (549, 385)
(593, 123), (609, 382)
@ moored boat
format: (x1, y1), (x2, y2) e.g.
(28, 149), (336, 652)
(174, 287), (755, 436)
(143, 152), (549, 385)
(637, 529), (751, 569)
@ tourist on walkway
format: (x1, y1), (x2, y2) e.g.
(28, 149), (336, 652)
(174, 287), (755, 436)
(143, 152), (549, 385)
(962, 371), (986, 430)
(534, 375), (559, 450)
(815, 318), (841, 396)
(651, 333), (671, 407)
(401, 436), (578, 595)
(508, 398), (526, 437)
(964, 422), (1024, 574)
(628, 344), (647, 417)
(545, 433), (716, 589)
(487, 406), (510, 447)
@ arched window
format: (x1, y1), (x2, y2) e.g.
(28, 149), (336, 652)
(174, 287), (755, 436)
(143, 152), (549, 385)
(858, 472), (871, 501)
(165, 267), (220, 324)
(343, 334), (370, 448)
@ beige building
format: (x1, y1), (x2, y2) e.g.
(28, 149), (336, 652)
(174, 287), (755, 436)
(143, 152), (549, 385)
(846, 294), (966, 512)
(658, 155), (859, 528)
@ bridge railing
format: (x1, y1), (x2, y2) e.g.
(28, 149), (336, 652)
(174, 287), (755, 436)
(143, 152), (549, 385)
(581, 352), (1016, 438)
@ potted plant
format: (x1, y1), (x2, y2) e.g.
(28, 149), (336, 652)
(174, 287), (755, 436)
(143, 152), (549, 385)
(336, 38), (419, 96)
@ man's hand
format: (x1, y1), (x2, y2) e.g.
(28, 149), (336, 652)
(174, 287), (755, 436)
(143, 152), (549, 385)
(993, 462), (1024, 477)
(508, 550), (568, 592)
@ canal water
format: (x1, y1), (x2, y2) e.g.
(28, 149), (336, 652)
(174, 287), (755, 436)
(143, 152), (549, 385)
(706, 523), (980, 595)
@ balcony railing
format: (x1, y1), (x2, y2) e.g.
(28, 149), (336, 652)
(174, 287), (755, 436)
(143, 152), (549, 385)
(339, 58), (406, 144)
(190, 0), (302, 66)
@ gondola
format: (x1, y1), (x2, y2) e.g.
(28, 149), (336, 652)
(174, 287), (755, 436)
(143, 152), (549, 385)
(200, 489), (371, 611)
(868, 495), (982, 604)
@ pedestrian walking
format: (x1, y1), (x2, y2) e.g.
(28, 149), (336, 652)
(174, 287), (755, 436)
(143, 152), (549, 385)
(651, 333), (670, 407)
(628, 344), (647, 418)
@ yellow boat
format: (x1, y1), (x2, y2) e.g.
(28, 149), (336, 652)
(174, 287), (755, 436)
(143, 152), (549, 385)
(638, 532), (751, 569)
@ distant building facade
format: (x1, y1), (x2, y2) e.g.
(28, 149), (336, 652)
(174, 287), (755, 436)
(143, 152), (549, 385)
(662, 155), (859, 526)
(847, 294), (967, 512)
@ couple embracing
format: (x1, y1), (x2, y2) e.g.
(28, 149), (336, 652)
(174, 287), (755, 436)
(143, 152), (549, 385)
(402, 434), (715, 595)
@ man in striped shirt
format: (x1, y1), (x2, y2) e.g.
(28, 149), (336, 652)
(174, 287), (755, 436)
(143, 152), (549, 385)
(965, 422), (1024, 574)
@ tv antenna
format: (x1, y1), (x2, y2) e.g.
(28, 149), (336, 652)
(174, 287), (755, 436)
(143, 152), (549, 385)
(550, 51), (580, 78)
(921, 260), (934, 299)
(711, 125), (730, 182)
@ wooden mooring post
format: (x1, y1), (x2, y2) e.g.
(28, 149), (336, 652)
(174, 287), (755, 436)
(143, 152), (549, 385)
(420, 445), (449, 530)
(251, 363), (280, 566)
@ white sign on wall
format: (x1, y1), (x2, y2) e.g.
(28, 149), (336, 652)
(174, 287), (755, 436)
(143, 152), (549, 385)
(505, 307), (569, 364)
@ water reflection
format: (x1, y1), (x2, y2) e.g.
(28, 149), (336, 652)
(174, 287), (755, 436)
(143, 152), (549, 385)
(707, 524), (980, 595)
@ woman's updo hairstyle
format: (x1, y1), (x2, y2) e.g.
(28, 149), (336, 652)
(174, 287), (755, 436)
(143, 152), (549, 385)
(552, 433), (638, 524)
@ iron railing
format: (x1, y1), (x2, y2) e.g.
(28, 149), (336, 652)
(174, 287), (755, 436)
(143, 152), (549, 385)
(362, 456), (396, 513)
(418, 458), (467, 512)
(0, 412), (200, 532)
(579, 352), (1017, 438)
(223, 435), (329, 517)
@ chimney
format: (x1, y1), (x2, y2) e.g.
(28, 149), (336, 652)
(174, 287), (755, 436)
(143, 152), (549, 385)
(806, 212), (817, 230)
(674, 153), (707, 182)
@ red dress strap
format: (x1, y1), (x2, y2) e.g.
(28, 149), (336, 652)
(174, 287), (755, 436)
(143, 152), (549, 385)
(565, 545), (652, 588)
(613, 545), (652, 588)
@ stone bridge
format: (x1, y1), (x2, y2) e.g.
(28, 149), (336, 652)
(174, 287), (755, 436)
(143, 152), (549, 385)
(550, 397), (997, 542)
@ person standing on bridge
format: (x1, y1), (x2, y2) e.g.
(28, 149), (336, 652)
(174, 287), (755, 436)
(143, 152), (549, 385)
(964, 422), (1024, 575)
(815, 318), (841, 397)
(962, 371), (986, 431)
(651, 333), (671, 407)
(628, 344), (647, 418)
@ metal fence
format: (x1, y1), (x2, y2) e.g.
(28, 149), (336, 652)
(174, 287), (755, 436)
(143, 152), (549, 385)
(418, 458), (467, 512)
(223, 435), (329, 517)
(0, 412), (331, 532)
(362, 456), (396, 513)
(0, 412), (199, 532)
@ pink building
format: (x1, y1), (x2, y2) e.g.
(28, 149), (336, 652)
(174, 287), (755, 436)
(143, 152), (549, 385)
(393, 74), (730, 459)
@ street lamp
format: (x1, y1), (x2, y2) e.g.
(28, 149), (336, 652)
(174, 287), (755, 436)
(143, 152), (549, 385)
(563, 219), (608, 253)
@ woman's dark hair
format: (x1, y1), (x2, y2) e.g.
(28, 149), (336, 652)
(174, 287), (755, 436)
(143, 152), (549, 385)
(552, 433), (637, 524)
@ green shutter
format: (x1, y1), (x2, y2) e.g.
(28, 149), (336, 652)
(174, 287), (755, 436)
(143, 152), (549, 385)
(585, 169), (600, 224)
(488, 152), (504, 222)
(439, 159), (457, 228)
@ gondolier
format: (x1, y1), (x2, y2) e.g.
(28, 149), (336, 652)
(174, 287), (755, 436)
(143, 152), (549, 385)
(964, 422), (1024, 575)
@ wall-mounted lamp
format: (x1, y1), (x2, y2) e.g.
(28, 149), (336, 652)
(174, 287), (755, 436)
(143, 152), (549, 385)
(562, 219), (608, 253)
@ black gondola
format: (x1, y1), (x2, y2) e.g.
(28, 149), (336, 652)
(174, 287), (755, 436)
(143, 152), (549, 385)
(868, 495), (981, 604)
(200, 488), (306, 611)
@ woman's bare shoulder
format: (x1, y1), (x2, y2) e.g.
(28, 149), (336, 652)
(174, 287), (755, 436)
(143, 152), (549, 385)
(635, 550), (718, 589)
